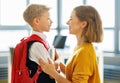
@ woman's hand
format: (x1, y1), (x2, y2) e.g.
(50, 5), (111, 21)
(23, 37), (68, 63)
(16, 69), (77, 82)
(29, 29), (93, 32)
(54, 49), (59, 61)
(39, 58), (58, 77)
(53, 49), (61, 73)
(39, 58), (71, 83)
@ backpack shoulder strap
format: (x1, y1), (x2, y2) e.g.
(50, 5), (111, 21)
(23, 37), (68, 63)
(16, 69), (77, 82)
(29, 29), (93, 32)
(20, 34), (49, 68)
(28, 34), (49, 50)
(27, 34), (50, 82)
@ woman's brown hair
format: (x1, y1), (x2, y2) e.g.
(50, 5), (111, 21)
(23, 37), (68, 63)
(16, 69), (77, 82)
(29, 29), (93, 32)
(74, 5), (103, 43)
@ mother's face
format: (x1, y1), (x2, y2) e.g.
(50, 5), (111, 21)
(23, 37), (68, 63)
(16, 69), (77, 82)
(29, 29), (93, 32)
(66, 11), (86, 36)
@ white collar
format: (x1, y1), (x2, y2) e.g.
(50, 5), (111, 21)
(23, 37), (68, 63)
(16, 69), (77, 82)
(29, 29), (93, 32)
(32, 30), (47, 41)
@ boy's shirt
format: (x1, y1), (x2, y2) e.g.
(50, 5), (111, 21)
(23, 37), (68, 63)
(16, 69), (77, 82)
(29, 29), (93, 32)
(29, 30), (50, 65)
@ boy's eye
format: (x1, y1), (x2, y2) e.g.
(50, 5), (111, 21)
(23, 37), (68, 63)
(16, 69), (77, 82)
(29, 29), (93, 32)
(69, 18), (72, 20)
(69, 16), (72, 20)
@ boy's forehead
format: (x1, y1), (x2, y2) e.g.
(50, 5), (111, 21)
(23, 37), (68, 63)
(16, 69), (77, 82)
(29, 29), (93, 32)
(40, 11), (50, 16)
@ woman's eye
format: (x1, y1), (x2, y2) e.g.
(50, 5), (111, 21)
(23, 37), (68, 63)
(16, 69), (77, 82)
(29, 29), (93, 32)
(48, 18), (50, 20)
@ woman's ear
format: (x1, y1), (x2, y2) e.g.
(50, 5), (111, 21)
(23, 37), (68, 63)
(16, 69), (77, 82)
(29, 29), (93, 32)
(81, 21), (87, 29)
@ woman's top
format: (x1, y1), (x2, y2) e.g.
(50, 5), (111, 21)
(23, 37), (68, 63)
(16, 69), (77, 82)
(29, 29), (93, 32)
(65, 43), (100, 83)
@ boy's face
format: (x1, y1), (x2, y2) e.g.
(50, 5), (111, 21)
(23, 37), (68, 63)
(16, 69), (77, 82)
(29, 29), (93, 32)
(33, 11), (53, 32)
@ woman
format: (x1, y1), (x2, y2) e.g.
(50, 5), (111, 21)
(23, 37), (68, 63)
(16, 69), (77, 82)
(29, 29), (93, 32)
(39, 5), (103, 83)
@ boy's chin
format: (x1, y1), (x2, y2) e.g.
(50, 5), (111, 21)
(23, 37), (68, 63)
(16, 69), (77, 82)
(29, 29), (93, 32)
(44, 30), (50, 32)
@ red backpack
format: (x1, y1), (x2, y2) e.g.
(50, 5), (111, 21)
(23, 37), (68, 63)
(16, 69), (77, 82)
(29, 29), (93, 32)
(11, 34), (49, 83)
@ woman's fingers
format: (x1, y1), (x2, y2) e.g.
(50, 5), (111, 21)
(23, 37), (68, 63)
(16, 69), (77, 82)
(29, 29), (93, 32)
(39, 58), (54, 70)
(39, 58), (46, 65)
(39, 58), (49, 70)
(48, 58), (53, 64)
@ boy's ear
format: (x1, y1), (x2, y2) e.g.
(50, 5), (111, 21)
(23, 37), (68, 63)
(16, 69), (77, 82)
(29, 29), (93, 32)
(33, 17), (39, 25)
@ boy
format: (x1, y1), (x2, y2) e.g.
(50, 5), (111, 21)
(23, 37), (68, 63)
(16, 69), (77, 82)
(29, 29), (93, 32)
(23, 4), (57, 83)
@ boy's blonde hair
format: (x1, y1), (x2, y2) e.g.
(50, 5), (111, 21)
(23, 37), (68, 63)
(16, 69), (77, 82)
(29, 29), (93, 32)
(23, 4), (49, 26)
(74, 5), (103, 43)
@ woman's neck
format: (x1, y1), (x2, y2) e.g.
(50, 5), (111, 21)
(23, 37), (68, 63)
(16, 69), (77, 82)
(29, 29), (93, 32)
(76, 35), (84, 46)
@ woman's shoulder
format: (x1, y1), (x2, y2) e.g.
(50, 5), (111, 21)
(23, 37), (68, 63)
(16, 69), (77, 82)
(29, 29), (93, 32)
(74, 43), (95, 58)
